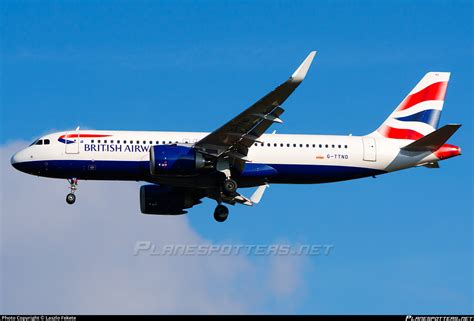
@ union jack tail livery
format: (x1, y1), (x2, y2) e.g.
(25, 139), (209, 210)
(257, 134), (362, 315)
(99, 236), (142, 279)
(373, 72), (450, 140)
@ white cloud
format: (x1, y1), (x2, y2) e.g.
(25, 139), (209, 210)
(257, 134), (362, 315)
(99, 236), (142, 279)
(1, 141), (308, 314)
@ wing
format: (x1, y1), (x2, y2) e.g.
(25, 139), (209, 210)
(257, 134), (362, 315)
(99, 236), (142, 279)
(194, 51), (317, 162)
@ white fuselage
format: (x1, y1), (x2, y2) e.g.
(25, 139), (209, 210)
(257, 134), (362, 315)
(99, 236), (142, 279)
(11, 130), (442, 188)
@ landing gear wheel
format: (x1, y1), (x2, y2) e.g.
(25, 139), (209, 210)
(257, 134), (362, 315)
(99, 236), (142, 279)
(223, 178), (237, 195)
(66, 178), (78, 205)
(66, 193), (76, 205)
(214, 204), (229, 222)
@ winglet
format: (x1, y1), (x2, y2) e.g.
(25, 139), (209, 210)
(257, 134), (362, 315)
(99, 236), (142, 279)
(290, 51), (317, 82)
(250, 184), (269, 204)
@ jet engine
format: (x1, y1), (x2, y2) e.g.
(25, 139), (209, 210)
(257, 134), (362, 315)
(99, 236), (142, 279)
(139, 184), (202, 215)
(149, 145), (210, 175)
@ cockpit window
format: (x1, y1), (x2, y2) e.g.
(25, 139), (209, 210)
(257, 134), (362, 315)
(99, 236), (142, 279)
(29, 138), (50, 146)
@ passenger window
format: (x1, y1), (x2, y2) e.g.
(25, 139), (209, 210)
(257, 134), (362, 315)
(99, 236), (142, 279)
(274, 143), (277, 147)
(338, 145), (341, 148)
(312, 144), (315, 148)
(332, 144), (335, 148)
(261, 142), (264, 146)
(299, 144), (303, 147)
(306, 144), (309, 148)
(143, 141), (146, 144)
(130, 140), (133, 144)
(104, 140), (107, 143)
(325, 144), (328, 148)
(345, 145), (348, 148)
(287, 143), (290, 147)
(91, 140), (94, 143)
(293, 144), (296, 147)
(98, 140), (101, 143)
(280, 143), (284, 147)
(267, 143), (271, 147)
(319, 144), (322, 148)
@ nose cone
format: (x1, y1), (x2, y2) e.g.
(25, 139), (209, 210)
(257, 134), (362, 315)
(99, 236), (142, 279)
(11, 152), (20, 169)
(11, 149), (29, 172)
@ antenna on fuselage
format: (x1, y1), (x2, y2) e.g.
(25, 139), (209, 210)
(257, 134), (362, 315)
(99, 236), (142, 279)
(75, 126), (80, 131)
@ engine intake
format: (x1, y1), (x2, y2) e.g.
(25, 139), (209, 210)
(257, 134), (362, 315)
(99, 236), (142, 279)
(150, 145), (208, 175)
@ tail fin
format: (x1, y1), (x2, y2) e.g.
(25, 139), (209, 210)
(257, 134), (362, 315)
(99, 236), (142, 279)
(370, 72), (450, 140)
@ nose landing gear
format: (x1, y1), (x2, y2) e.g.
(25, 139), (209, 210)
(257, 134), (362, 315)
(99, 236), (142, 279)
(66, 178), (78, 205)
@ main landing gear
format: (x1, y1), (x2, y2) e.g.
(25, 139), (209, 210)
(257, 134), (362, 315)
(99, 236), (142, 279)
(213, 178), (237, 222)
(216, 159), (238, 196)
(66, 178), (78, 205)
(214, 204), (229, 222)
(223, 178), (237, 195)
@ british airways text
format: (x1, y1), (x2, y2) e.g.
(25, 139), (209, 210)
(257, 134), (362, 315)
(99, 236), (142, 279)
(84, 144), (151, 153)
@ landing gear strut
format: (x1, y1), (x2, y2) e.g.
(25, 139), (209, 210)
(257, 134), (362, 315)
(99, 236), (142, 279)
(66, 178), (78, 205)
(216, 159), (238, 196)
(214, 204), (229, 222)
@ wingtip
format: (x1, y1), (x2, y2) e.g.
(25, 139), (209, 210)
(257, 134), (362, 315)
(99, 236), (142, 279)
(445, 123), (462, 130)
(290, 51), (317, 82)
(249, 184), (269, 204)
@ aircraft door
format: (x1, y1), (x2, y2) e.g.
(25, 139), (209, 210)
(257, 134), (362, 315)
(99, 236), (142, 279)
(362, 137), (376, 162)
(65, 130), (80, 154)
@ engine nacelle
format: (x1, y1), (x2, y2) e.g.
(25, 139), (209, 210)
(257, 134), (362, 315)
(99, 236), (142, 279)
(140, 185), (201, 215)
(150, 145), (207, 175)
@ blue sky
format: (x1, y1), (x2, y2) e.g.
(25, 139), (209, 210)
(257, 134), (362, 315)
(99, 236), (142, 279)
(1, 0), (472, 314)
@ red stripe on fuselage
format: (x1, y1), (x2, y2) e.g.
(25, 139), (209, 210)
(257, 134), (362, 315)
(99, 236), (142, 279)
(378, 125), (424, 140)
(397, 81), (447, 111)
(59, 134), (112, 139)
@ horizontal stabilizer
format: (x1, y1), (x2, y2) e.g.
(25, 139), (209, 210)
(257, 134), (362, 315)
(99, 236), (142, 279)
(401, 124), (461, 152)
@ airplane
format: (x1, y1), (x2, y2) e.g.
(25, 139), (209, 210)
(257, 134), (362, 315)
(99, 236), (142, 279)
(11, 51), (462, 222)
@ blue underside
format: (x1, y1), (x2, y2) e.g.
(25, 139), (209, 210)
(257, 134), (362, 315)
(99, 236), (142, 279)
(12, 160), (386, 185)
